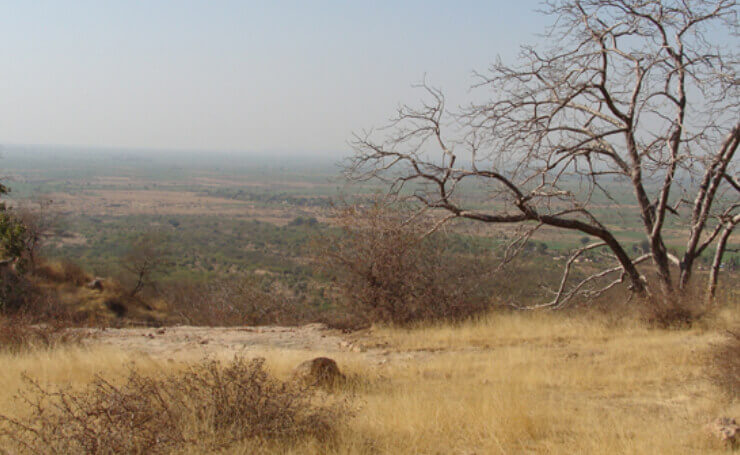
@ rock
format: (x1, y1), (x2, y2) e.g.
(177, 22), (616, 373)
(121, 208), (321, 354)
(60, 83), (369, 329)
(86, 278), (104, 291)
(706, 417), (739, 446)
(292, 357), (345, 387)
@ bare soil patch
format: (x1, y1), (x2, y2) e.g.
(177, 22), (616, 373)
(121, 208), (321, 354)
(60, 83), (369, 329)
(48, 189), (331, 224)
(81, 324), (363, 360)
(50, 190), (255, 216)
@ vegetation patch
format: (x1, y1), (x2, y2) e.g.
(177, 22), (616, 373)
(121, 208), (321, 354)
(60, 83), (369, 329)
(708, 328), (740, 401)
(318, 202), (500, 326)
(0, 314), (84, 354)
(0, 357), (348, 454)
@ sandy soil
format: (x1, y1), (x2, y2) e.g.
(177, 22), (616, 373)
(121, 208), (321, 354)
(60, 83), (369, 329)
(82, 324), (371, 361)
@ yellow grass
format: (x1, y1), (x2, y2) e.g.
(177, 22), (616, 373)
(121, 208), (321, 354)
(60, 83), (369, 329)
(1, 308), (738, 454)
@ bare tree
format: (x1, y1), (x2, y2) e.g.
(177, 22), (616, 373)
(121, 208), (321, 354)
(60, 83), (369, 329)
(347, 0), (738, 307)
(122, 233), (171, 297)
(14, 196), (57, 271)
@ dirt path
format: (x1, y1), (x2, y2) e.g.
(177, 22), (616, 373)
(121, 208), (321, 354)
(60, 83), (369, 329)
(83, 324), (366, 360)
(81, 324), (490, 368)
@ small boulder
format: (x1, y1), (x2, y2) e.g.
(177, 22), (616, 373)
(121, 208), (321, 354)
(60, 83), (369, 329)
(293, 357), (345, 387)
(86, 278), (104, 291)
(706, 417), (739, 446)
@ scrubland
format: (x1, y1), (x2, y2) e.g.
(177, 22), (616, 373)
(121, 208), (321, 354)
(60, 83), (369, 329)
(2, 155), (739, 453)
(1, 303), (738, 454)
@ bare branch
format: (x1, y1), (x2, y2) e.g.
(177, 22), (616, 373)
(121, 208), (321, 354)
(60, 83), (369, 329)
(347, 0), (739, 307)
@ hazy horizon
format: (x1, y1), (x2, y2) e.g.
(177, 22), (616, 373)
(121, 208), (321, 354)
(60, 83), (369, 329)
(0, 142), (347, 160)
(2, 1), (548, 155)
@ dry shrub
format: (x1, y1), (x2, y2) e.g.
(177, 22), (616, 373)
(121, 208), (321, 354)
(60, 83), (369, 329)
(0, 273), (82, 353)
(0, 314), (83, 353)
(0, 266), (34, 314)
(640, 294), (707, 329)
(708, 329), (740, 400)
(317, 202), (496, 326)
(0, 283), (83, 353)
(34, 260), (92, 287)
(166, 277), (315, 326)
(0, 357), (346, 454)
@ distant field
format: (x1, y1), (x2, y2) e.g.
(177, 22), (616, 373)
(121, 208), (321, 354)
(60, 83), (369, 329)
(47, 189), (331, 223)
(2, 147), (737, 292)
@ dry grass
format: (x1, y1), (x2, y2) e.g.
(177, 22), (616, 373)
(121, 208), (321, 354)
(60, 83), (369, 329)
(0, 315), (85, 354)
(0, 259), (168, 326)
(355, 311), (738, 454)
(708, 328), (740, 401)
(29, 263), (169, 325)
(0, 357), (345, 454)
(0, 306), (738, 454)
(34, 260), (92, 287)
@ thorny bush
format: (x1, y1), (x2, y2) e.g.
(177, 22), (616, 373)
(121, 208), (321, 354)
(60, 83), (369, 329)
(318, 202), (498, 326)
(0, 357), (347, 454)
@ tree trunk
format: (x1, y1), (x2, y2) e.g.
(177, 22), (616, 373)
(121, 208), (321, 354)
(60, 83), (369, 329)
(707, 222), (736, 302)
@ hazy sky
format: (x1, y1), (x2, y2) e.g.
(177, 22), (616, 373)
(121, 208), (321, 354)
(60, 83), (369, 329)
(1, 1), (546, 154)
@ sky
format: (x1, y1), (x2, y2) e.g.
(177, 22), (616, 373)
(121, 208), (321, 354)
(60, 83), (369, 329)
(1, 1), (547, 155)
